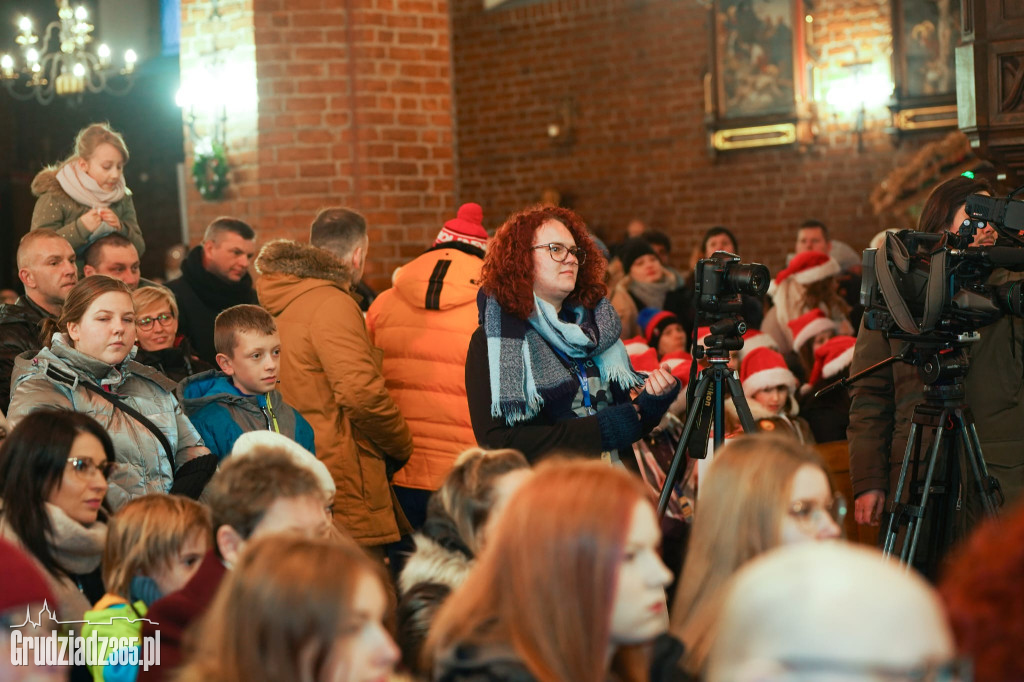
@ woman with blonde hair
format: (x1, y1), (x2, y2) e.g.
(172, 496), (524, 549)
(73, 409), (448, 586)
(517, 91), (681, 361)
(427, 459), (680, 682)
(175, 534), (399, 682)
(83, 494), (211, 681)
(671, 434), (844, 677)
(397, 447), (530, 675)
(30, 122), (144, 258)
(131, 285), (212, 382)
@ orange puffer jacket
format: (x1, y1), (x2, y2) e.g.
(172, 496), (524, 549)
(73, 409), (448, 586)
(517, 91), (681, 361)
(367, 246), (483, 490)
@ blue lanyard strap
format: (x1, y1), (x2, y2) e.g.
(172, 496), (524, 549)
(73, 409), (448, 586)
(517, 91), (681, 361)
(553, 348), (592, 409)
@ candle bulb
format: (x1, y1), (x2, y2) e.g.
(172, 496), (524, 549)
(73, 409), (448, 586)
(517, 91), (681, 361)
(1, 54), (14, 78)
(97, 43), (111, 68)
(123, 49), (137, 74)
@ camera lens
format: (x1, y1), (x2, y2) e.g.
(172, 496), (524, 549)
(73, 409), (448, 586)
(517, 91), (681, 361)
(725, 263), (770, 296)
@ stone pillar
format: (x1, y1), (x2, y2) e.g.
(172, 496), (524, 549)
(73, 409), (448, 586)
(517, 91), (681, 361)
(179, 0), (456, 288)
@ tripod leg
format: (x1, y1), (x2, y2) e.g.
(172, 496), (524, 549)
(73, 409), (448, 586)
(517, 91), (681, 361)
(657, 371), (714, 517)
(965, 422), (1001, 516)
(713, 372), (726, 448)
(883, 423), (919, 558)
(725, 372), (759, 434)
(904, 414), (950, 572)
(960, 422), (1000, 517)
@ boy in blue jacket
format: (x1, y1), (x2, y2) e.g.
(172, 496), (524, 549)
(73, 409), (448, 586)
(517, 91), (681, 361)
(179, 304), (315, 459)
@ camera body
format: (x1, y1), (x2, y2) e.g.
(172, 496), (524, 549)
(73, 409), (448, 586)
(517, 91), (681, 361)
(694, 252), (770, 318)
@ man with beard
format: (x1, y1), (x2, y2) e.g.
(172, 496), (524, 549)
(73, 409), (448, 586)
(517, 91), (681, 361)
(0, 229), (77, 412)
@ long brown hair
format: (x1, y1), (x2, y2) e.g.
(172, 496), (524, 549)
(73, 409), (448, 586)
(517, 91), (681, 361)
(426, 458), (652, 682)
(40, 275), (133, 347)
(671, 434), (832, 675)
(175, 535), (388, 682)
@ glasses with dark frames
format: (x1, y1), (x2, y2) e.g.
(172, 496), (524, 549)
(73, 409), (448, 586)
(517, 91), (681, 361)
(136, 313), (175, 331)
(532, 243), (586, 265)
(66, 457), (117, 480)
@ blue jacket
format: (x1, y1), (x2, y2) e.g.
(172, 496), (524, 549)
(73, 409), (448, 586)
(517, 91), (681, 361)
(178, 370), (315, 460)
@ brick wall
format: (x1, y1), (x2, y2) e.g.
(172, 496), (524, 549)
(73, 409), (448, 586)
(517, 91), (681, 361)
(450, 0), (946, 275)
(179, 0), (455, 289)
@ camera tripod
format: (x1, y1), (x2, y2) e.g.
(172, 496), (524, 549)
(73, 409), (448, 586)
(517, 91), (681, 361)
(657, 317), (758, 517)
(836, 338), (1002, 574)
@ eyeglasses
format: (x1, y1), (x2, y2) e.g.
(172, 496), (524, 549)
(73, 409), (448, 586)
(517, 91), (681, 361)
(66, 457), (117, 480)
(788, 494), (847, 530)
(778, 656), (972, 681)
(136, 313), (175, 330)
(532, 243), (586, 265)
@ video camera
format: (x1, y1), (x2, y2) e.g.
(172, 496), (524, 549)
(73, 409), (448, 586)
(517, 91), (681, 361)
(861, 190), (1024, 337)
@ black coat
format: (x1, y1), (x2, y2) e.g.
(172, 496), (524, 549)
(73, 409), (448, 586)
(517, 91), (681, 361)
(799, 373), (852, 443)
(133, 338), (214, 383)
(165, 246), (258, 364)
(0, 296), (51, 412)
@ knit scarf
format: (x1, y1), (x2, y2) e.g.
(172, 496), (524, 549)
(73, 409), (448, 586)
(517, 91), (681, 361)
(629, 273), (680, 311)
(181, 244), (257, 311)
(44, 502), (107, 575)
(486, 294), (644, 425)
(55, 162), (126, 207)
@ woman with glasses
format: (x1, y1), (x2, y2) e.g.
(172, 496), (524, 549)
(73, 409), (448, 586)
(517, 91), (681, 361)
(0, 410), (114, 621)
(7, 276), (213, 511)
(464, 205), (679, 462)
(671, 433), (844, 678)
(131, 285), (212, 382)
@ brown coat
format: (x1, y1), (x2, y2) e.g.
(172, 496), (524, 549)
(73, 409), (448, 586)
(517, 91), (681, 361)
(255, 240), (413, 546)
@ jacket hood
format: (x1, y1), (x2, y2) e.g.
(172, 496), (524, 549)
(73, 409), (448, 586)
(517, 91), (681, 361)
(254, 239), (354, 315)
(178, 369), (271, 414)
(30, 167), (63, 197)
(13, 333), (174, 393)
(393, 248), (482, 312)
(398, 534), (473, 595)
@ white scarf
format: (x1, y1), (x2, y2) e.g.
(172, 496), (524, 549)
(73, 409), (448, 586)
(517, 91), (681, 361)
(55, 162), (126, 207)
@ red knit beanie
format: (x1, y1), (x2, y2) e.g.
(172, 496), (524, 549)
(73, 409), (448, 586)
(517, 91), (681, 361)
(434, 203), (488, 251)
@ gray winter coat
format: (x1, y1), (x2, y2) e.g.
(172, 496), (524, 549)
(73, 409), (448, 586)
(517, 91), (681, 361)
(7, 334), (208, 510)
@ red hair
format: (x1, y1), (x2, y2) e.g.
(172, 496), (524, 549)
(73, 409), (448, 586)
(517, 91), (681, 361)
(426, 459), (650, 682)
(939, 501), (1024, 681)
(480, 205), (607, 320)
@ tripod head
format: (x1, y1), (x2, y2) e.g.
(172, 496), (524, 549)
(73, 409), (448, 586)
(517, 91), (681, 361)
(698, 316), (747, 362)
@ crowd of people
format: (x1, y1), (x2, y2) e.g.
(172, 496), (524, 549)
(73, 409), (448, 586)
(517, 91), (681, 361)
(1, 121), (1022, 681)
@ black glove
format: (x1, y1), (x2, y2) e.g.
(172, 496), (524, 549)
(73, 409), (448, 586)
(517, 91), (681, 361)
(169, 453), (218, 500)
(634, 382), (681, 434)
(596, 403), (643, 451)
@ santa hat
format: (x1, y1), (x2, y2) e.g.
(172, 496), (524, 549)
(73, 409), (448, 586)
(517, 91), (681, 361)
(768, 251), (840, 296)
(629, 346), (661, 373)
(740, 347), (797, 399)
(661, 350), (693, 385)
(623, 335), (651, 357)
(808, 335), (857, 386)
(231, 430), (336, 500)
(0, 538), (55, 614)
(787, 308), (839, 352)
(639, 309), (682, 349)
(434, 203), (489, 251)
(738, 329), (778, 360)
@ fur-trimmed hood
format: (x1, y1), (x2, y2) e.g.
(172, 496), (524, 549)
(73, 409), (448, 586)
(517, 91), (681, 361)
(397, 534), (473, 595)
(31, 167), (63, 196)
(255, 239), (353, 286)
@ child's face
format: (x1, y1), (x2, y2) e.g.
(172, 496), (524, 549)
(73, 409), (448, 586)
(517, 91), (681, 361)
(753, 384), (789, 414)
(217, 329), (281, 395)
(149, 530), (209, 597)
(812, 330), (836, 352)
(78, 142), (125, 191)
(656, 323), (686, 357)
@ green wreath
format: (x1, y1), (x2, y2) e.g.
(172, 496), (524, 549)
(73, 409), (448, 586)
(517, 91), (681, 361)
(191, 142), (230, 201)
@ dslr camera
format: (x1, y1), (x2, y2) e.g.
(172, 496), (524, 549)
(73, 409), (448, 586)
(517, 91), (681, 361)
(694, 252), (770, 317)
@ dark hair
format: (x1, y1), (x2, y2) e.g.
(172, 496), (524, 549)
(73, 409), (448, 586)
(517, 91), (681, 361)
(798, 220), (830, 241)
(214, 304), (277, 357)
(0, 410), (115, 578)
(83, 233), (135, 269)
(309, 207), (367, 256)
(203, 217), (256, 243)
(918, 177), (994, 234)
(641, 229), (671, 254)
(701, 226), (739, 253)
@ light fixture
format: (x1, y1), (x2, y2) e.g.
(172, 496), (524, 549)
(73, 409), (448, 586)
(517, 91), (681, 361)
(0, 0), (136, 105)
(818, 59), (894, 151)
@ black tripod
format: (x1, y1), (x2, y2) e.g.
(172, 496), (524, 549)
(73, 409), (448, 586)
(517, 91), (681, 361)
(657, 317), (758, 516)
(835, 337), (1002, 573)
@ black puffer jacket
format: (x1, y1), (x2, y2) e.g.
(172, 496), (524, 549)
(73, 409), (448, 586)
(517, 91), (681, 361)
(0, 296), (51, 412)
(133, 338), (213, 384)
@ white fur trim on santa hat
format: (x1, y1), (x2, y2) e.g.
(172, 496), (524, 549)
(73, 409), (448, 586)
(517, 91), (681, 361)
(742, 366), (798, 399)
(231, 430), (336, 500)
(792, 257), (840, 285)
(624, 336), (650, 356)
(822, 344), (856, 379)
(739, 332), (779, 359)
(792, 316), (838, 352)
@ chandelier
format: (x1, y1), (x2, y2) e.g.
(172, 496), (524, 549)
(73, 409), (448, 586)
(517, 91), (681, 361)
(0, 0), (136, 105)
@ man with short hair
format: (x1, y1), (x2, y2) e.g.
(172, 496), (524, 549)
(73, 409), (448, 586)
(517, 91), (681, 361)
(255, 208), (414, 548)
(138, 451), (330, 681)
(82, 232), (142, 290)
(166, 217), (258, 363)
(795, 219), (832, 255)
(0, 229), (77, 411)
(706, 543), (956, 682)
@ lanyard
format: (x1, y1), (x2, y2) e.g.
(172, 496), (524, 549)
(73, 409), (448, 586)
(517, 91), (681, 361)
(553, 348), (592, 410)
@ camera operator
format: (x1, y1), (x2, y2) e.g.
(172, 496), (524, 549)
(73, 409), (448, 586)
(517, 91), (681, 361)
(848, 176), (1024, 547)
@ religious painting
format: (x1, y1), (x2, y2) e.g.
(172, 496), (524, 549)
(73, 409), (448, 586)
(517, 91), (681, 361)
(893, 0), (961, 103)
(713, 0), (805, 121)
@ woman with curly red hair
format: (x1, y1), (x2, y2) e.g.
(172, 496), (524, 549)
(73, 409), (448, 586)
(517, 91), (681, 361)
(464, 205), (679, 462)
